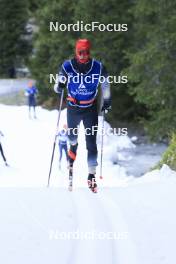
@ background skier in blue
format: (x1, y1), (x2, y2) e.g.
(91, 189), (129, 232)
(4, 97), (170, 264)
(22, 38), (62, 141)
(58, 124), (69, 169)
(25, 81), (38, 119)
(54, 39), (111, 193)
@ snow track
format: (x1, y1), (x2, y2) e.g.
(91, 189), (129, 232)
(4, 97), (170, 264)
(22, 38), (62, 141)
(98, 190), (138, 264)
(69, 190), (117, 264)
(0, 188), (139, 264)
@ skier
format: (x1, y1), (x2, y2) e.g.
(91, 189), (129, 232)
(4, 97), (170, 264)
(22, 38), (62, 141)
(54, 39), (111, 193)
(0, 131), (8, 166)
(58, 124), (69, 169)
(25, 81), (38, 118)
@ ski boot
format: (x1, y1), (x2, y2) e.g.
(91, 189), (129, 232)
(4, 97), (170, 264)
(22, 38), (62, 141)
(87, 174), (98, 193)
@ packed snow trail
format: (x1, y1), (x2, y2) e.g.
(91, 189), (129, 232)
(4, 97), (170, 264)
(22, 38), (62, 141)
(1, 183), (176, 264)
(1, 104), (176, 264)
(0, 188), (138, 264)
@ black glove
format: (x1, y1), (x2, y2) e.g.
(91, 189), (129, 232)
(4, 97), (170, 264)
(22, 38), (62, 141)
(101, 99), (111, 112)
(54, 82), (64, 95)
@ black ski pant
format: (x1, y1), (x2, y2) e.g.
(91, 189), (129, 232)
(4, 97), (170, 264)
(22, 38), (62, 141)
(67, 103), (98, 168)
(0, 143), (6, 162)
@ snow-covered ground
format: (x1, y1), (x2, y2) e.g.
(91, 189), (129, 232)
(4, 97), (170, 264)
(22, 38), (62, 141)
(0, 104), (176, 264)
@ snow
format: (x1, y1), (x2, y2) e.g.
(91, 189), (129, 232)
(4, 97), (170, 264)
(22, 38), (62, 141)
(131, 136), (138, 142)
(0, 104), (176, 264)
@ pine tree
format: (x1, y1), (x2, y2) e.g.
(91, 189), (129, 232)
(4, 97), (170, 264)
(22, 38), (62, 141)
(125, 0), (176, 139)
(0, 0), (31, 77)
(30, 0), (77, 106)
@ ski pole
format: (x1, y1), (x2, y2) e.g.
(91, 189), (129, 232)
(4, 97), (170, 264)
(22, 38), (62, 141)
(99, 110), (105, 179)
(47, 89), (64, 187)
